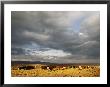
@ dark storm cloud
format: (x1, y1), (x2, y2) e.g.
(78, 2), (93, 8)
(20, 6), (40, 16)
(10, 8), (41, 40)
(11, 11), (100, 63)
(11, 47), (25, 55)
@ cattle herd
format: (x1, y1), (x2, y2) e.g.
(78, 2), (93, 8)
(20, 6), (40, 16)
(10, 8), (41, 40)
(11, 64), (100, 77)
(40, 65), (98, 71)
(16, 64), (98, 71)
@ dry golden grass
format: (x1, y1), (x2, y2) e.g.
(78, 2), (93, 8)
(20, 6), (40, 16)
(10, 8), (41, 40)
(11, 64), (100, 77)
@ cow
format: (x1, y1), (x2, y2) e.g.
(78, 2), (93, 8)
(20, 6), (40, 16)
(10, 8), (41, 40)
(82, 66), (86, 69)
(87, 66), (90, 69)
(72, 66), (76, 68)
(79, 66), (82, 70)
(74, 66), (79, 68)
(41, 65), (56, 71)
(47, 67), (50, 70)
(69, 66), (73, 68)
(25, 66), (35, 70)
(61, 67), (66, 70)
(18, 65), (35, 70)
(41, 66), (48, 70)
(18, 66), (27, 70)
(91, 66), (94, 69)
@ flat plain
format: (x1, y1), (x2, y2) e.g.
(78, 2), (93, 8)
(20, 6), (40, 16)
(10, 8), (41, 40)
(11, 63), (100, 77)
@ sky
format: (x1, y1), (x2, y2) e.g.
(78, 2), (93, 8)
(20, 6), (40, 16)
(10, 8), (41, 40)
(11, 11), (100, 63)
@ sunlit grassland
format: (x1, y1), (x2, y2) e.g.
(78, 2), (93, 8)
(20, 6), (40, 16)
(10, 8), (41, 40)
(11, 64), (100, 77)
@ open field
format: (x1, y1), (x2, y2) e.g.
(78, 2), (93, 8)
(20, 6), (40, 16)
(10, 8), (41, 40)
(11, 63), (100, 77)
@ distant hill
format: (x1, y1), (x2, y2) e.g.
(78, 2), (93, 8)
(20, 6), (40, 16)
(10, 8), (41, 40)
(11, 61), (100, 66)
(11, 61), (56, 65)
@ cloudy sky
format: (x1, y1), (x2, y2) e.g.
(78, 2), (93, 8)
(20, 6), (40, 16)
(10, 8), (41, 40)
(11, 11), (100, 63)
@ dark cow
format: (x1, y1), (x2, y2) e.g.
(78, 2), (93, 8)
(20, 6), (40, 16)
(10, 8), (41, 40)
(41, 66), (48, 70)
(69, 66), (73, 68)
(18, 65), (35, 70)
(91, 66), (94, 69)
(72, 66), (76, 68)
(26, 66), (35, 70)
(82, 66), (86, 69)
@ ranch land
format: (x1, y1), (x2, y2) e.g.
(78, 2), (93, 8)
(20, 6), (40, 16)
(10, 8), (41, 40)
(11, 63), (100, 77)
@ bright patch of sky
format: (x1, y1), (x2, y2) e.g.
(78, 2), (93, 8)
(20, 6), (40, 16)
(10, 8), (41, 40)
(71, 16), (86, 33)
(24, 47), (71, 57)
(22, 42), (71, 57)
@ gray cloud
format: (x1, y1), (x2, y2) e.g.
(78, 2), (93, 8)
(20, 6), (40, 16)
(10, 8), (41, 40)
(11, 47), (25, 55)
(11, 11), (100, 63)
